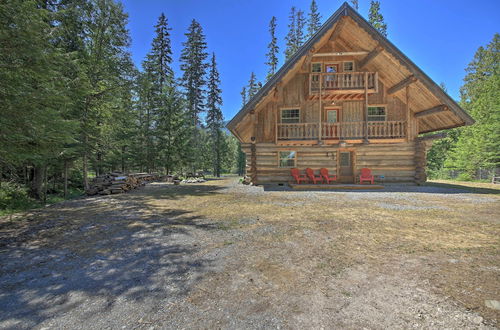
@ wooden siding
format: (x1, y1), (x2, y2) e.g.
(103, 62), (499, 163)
(243, 142), (416, 184)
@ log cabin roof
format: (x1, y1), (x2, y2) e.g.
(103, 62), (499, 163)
(227, 2), (474, 135)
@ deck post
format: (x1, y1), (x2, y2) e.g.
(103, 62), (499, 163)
(364, 71), (369, 142)
(406, 85), (410, 142)
(318, 73), (322, 142)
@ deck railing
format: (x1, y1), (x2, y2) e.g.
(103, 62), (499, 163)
(277, 121), (406, 140)
(310, 72), (378, 93)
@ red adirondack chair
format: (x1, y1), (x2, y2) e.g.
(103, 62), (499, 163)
(320, 168), (337, 184)
(359, 168), (374, 184)
(306, 168), (323, 184)
(290, 168), (308, 184)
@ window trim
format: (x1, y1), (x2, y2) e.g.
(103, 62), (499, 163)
(278, 150), (297, 168)
(280, 107), (301, 124)
(311, 62), (322, 73)
(343, 61), (355, 72)
(367, 104), (387, 121)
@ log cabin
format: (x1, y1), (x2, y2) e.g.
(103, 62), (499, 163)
(227, 2), (474, 185)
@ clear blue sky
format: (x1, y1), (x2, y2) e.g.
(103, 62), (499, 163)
(120, 0), (499, 121)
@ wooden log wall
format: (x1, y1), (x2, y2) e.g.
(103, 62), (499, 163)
(242, 142), (416, 184)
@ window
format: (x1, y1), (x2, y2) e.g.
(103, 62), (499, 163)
(279, 151), (296, 168)
(325, 64), (339, 73)
(281, 109), (300, 123)
(367, 106), (386, 121)
(311, 63), (322, 73)
(343, 61), (354, 72)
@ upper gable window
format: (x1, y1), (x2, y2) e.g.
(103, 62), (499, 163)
(311, 63), (322, 73)
(343, 61), (355, 72)
(325, 64), (339, 73)
(281, 109), (300, 123)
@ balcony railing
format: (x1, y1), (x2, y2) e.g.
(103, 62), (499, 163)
(310, 72), (378, 93)
(277, 121), (406, 140)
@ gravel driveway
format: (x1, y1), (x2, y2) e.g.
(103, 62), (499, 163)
(0, 178), (498, 329)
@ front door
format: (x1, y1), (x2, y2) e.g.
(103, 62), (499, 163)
(338, 151), (354, 183)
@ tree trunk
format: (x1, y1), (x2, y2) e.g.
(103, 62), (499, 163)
(31, 164), (45, 200)
(83, 152), (89, 191)
(43, 165), (48, 204)
(121, 146), (126, 173)
(63, 159), (68, 199)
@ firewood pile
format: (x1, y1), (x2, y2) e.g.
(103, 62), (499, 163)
(85, 172), (159, 196)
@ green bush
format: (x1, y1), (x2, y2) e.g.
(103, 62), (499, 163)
(0, 182), (35, 211)
(456, 172), (473, 181)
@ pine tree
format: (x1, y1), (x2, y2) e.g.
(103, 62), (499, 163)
(265, 16), (279, 81)
(241, 87), (247, 107)
(285, 6), (297, 60)
(350, 0), (359, 10)
(445, 34), (500, 179)
(180, 19), (209, 126)
(368, 1), (388, 37)
(206, 53), (224, 177)
(307, 0), (322, 38)
(296, 9), (306, 48)
(141, 13), (175, 172)
(0, 0), (78, 198)
(146, 13), (174, 89)
(247, 72), (259, 99)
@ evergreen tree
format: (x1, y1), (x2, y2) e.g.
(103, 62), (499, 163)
(0, 0), (78, 198)
(180, 19), (209, 126)
(141, 13), (175, 171)
(285, 6), (297, 60)
(265, 16), (279, 81)
(307, 0), (322, 38)
(247, 72), (259, 99)
(206, 53), (224, 177)
(368, 1), (388, 37)
(296, 9), (306, 47)
(445, 34), (500, 179)
(241, 86), (247, 107)
(350, 0), (359, 10)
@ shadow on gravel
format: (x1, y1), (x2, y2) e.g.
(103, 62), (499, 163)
(0, 185), (222, 328)
(262, 183), (499, 195)
(130, 183), (227, 201)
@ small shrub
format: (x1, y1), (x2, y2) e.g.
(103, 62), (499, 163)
(0, 182), (35, 211)
(456, 172), (473, 181)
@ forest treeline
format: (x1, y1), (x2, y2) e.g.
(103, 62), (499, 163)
(0, 0), (498, 211)
(0, 0), (243, 206)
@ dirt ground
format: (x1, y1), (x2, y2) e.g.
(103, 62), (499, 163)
(0, 177), (499, 329)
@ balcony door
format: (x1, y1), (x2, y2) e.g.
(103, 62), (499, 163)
(324, 108), (339, 139)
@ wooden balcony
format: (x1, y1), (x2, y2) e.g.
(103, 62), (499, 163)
(309, 72), (378, 95)
(277, 121), (406, 141)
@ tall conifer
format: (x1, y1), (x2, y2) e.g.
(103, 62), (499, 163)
(368, 1), (388, 37)
(206, 53), (224, 177)
(307, 0), (321, 39)
(180, 19), (209, 126)
(265, 16), (279, 81)
(285, 7), (297, 60)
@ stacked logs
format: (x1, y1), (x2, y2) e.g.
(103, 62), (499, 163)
(85, 172), (158, 195)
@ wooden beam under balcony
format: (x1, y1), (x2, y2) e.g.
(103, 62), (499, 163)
(415, 105), (448, 118)
(358, 45), (383, 68)
(312, 51), (369, 57)
(387, 75), (417, 95)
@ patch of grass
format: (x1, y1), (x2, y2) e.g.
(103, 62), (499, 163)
(427, 179), (500, 194)
(0, 185), (84, 217)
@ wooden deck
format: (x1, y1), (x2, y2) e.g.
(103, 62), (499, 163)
(290, 183), (384, 190)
